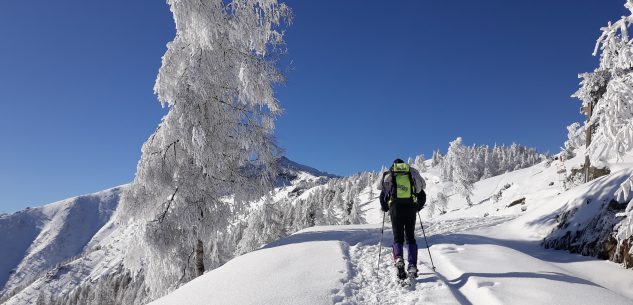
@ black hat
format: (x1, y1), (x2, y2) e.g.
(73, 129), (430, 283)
(393, 158), (405, 164)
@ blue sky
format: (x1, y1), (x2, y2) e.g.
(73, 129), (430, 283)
(0, 0), (627, 213)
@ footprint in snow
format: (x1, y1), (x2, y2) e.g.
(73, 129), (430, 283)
(477, 281), (499, 288)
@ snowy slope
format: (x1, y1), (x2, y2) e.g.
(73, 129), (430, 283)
(0, 157), (337, 305)
(150, 159), (633, 305)
(5, 155), (633, 305)
(0, 186), (123, 298)
(149, 219), (633, 305)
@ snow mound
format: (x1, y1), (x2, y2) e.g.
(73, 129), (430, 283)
(149, 226), (350, 305)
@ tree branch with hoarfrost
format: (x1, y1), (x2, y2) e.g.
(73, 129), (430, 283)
(116, 0), (291, 298)
(574, 0), (633, 257)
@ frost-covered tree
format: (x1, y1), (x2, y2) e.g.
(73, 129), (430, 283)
(432, 150), (443, 167)
(579, 0), (633, 254)
(413, 155), (427, 172)
(427, 191), (448, 217)
(368, 183), (375, 200)
(444, 137), (476, 206)
(237, 195), (285, 254)
(437, 140), (543, 184)
(563, 122), (586, 158)
(574, 1), (633, 163)
(117, 0), (291, 296)
(347, 194), (365, 224)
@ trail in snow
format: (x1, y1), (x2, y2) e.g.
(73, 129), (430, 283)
(338, 241), (458, 305)
(334, 217), (513, 305)
(147, 214), (633, 305)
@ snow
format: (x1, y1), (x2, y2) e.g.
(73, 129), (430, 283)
(149, 158), (633, 305)
(431, 220), (633, 305)
(150, 215), (633, 305)
(1, 158), (335, 305)
(0, 186), (123, 296)
(150, 226), (349, 305)
(5, 154), (633, 305)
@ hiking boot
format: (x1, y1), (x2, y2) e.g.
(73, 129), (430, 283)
(407, 265), (418, 278)
(395, 257), (406, 280)
(394, 257), (405, 268)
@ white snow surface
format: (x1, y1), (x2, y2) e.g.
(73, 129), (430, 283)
(0, 186), (123, 296)
(4, 157), (633, 305)
(150, 159), (633, 305)
(1, 158), (336, 305)
(150, 226), (348, 305)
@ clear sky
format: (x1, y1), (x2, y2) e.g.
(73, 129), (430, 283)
(0, 0), (627, 213)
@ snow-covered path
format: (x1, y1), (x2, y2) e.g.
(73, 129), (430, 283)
(335, 218), (513, 305)
(149, 215), (633, 305)
(333, 227), (459, 305)
(427, 219), (633, 305)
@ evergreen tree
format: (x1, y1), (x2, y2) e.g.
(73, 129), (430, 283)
(445, 137), (476, 206)
(347, 195), (365, 224)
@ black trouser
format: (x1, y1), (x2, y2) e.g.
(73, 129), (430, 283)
(390, 201), (417, 245)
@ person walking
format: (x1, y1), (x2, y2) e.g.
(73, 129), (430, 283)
(378, 158), (426, 280)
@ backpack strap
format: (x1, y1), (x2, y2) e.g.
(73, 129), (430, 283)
(408, 170), (417, 202)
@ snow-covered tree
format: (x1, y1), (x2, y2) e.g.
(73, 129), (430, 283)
(117, 0), (291, 295)
(437, 140), (543, 184)
(574, 1), (633, 162)
(444, 137), (476, 206)
(368, 183), (375, 200)
(432, 150), (443, 167)
(578, 0), (633, 254)
(237, 196), (285, 254)
(563, 122), (585, 158)
(347, 195), (365, 224)
(413, 155), (427, 172)
(427, 191), (448, 217)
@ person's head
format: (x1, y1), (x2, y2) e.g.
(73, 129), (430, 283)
(393, 158), (405, 164)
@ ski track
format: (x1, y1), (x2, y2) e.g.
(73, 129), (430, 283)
(332, 217), (513, 305)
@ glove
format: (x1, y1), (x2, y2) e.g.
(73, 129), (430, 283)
(379, 190), (389, 212)
(416, 190), (426, 211)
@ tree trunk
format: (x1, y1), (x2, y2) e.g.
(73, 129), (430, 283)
(195, 239), (205, 277)
(584, 103), (593, 183)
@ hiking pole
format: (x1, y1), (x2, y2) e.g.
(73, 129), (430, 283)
(376, 211), (386, 272)
(417, 212), (436, 271)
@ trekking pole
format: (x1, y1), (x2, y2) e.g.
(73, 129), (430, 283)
(376, 211), (386, 272)
(417, 212), (436, 271)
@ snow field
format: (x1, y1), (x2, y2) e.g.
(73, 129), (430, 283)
(148, 230), (350, 305)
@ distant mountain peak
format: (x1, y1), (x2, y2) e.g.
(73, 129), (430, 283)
(277, 156), (339, 179)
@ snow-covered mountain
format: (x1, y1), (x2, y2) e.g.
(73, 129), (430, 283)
(0, 187), (122, 300)
(3, 149), (633, 305)
(0, 157), (337, 305)
(148, 157), (633, 305)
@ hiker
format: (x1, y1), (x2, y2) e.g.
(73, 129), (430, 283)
(378, 158), (426, 280)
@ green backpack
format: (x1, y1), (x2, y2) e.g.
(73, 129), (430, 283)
(387, 163), (416, 204)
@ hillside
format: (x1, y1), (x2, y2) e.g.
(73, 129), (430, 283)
(149, 158), (633, 305)
(0, 187), (123, 299)
(0, 158), (337, 305)
(4, 151), (633, 305)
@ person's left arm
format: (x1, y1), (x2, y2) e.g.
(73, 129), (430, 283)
(410, 168), (426, 211)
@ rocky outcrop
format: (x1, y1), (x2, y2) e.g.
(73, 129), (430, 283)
(543, 198), (632, 268)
